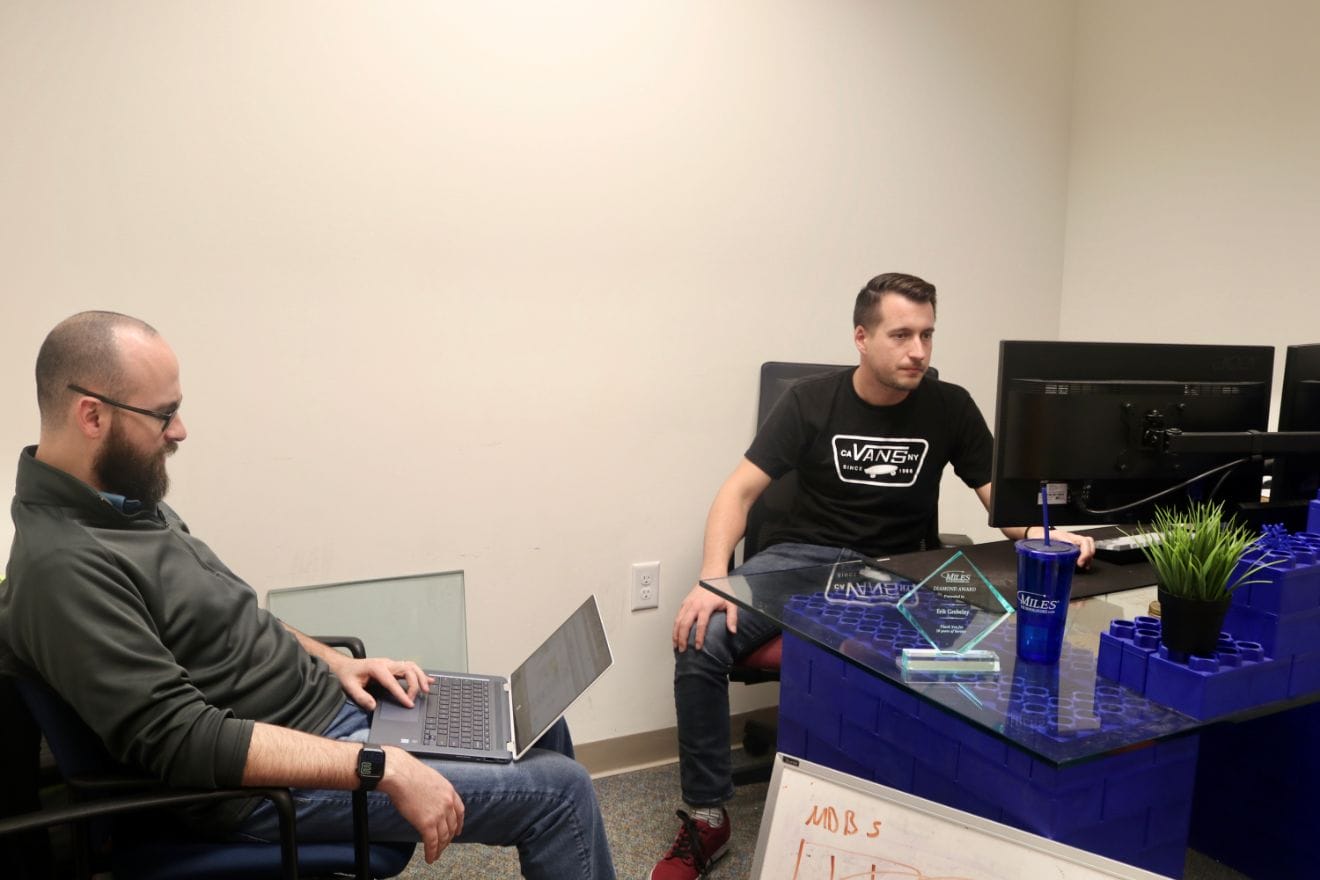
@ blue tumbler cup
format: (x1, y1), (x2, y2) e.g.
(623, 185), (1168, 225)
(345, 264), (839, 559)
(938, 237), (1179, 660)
(1015, 538), (1080, 664)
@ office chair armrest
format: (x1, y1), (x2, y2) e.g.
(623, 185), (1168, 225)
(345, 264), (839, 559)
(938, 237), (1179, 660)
(65, 770), (160, 795)
(314, 635), (367, 659)
(294, 635), (379, 878)
(68, 757), (377, 880)
(0, 786), (300, 880)
(311, 636), (375, 878)
(0, 787), (286, 834)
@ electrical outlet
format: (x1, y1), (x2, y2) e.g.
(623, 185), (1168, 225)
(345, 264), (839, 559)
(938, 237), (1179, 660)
(631, 561), (660, 611)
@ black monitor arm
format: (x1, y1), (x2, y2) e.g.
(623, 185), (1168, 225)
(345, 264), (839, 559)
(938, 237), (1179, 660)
(1143, 410), (1320, 456)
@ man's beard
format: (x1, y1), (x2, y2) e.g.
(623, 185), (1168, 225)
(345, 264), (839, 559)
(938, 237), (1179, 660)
(94, 424), (174, 509)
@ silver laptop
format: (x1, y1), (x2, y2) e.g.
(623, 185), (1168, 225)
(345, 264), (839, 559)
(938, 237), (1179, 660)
(368, 595), (613, 762)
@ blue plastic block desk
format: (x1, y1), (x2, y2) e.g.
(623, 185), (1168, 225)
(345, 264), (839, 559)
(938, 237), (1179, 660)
(1185, 528), (1320, 879)
(701, 558), (1320, 880)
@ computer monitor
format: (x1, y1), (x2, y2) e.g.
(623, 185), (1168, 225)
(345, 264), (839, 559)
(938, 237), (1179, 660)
(988, 341), (1274, 527)
(1269, 343), (1320, 509)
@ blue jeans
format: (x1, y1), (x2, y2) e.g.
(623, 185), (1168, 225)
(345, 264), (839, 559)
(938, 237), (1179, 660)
(674, 543), (861, 806)
(233, 702), (615, 880)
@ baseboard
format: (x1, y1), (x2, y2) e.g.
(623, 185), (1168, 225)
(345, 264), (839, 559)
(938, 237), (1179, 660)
(577, 706), (779, 778)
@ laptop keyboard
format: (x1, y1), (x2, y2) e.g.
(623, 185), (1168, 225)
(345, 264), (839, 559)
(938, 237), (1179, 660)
(422, 676), (494, 750)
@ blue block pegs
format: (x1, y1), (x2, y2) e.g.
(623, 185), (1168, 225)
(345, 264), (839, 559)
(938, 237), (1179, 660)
(1097, 528), (1320, 718)
(1229, 527), (1320, 614)
(1097, 619), (1287, 719)
(1225, 528), (1320, 658)
(1098, 614), (1307, 719)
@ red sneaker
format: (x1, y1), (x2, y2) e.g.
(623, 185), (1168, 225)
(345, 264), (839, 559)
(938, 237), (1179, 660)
(649, 809), (731, 880)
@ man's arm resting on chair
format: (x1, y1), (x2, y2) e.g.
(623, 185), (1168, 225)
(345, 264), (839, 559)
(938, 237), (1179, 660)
(242, 722), (461, 864)
(673, 457), (773, 652)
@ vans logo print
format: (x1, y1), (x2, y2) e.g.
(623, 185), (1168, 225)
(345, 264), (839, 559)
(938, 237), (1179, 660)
(832, 435), (928, 487)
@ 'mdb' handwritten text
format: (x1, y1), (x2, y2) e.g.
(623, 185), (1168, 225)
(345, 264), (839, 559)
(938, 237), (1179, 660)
(804, 803), (882, 838)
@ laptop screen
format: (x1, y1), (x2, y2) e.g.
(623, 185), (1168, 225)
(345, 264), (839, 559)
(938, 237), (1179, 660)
(509, 594), (613, 754)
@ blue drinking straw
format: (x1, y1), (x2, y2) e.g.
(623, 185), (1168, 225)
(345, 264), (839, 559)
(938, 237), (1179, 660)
(1039, 482), (1051, 544)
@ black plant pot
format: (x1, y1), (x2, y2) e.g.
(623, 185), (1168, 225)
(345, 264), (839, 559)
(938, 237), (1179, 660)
(1157, 587), (1231, 655)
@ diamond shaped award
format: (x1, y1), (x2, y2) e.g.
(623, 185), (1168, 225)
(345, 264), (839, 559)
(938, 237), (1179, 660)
(894, 550), (1013, 677)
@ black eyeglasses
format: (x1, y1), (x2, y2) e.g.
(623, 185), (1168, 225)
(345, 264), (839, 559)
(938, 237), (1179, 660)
(67, 384), (180, 434)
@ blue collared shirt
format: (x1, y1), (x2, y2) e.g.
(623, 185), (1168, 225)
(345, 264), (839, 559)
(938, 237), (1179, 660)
(99, 491), (144, 515)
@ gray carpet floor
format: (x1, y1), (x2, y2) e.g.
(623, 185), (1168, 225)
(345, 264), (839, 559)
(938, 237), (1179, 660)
(396, 760), (1254, 880)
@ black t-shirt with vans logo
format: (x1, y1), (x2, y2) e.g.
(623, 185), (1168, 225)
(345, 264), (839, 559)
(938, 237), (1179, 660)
(745, 367), (993, 558)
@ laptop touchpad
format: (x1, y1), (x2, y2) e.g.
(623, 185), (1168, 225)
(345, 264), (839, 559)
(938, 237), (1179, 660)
(378, 699), (419, 721)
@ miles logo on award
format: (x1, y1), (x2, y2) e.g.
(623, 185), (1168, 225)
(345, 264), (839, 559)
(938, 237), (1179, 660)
(832, 435), (928, 487)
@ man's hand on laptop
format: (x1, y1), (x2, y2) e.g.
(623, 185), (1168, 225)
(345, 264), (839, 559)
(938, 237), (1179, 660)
(334, 657), (432, 711)
(381, 747), (465, 863)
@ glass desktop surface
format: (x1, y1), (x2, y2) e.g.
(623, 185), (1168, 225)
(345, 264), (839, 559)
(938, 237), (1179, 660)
(702, 559), (1203, 766)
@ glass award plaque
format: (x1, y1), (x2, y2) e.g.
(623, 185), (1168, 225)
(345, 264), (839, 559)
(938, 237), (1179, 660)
(894, 550), (1013, 679)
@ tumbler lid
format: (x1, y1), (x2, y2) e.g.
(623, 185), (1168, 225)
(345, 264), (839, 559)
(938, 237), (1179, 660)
(1015, 538), (1080, 561)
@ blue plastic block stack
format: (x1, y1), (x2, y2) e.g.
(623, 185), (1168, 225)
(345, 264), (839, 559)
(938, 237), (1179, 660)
(1191, 701), (1320, 879)
(778, 602), (1194, 879)
(1173, 526), (1320, 879)
(1096, 615), (1163, 693)
(1225, 529), (1320, 671)
(1097, 528), (1320, 717)
(1096, 618), (1287, 719)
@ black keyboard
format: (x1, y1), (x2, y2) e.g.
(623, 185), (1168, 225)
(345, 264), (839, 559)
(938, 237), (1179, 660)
(422, 676), (494, 750)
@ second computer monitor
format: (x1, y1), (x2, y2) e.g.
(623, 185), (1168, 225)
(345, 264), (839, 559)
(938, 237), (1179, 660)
(988, 340), (1274, 527)
(1271, 342), (1320, 506)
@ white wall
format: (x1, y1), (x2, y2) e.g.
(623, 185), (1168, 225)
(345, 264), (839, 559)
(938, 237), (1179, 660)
(0, 1), (1076, 744)
(1061, 0), (1320, 409)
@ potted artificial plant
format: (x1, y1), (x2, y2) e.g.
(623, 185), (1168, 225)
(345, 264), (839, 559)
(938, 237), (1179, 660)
(1136, 500), (1273, 655)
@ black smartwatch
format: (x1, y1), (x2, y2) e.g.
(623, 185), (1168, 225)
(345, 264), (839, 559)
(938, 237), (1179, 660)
(356, 745), (386, 791)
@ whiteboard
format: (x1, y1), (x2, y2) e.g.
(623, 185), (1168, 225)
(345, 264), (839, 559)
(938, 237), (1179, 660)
(751, 754), (1172, 880)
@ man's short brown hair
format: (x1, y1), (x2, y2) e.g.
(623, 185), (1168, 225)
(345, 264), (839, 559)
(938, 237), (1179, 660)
(853, 273), (937, 330)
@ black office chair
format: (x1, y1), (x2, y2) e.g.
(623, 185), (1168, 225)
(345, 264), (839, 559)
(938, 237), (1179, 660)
(0, 677), (56, 880)
(729, 361), (971, 784)
(3, 636), (414, 880)
(0, 676), (307, 880)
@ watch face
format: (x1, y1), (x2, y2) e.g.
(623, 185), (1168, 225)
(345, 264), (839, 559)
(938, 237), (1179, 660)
(358, 747), (385, 784)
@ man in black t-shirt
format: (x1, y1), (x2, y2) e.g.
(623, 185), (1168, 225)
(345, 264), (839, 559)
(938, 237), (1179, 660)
(650, 273), (1095, 880)
(745, 364), (995, 557)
